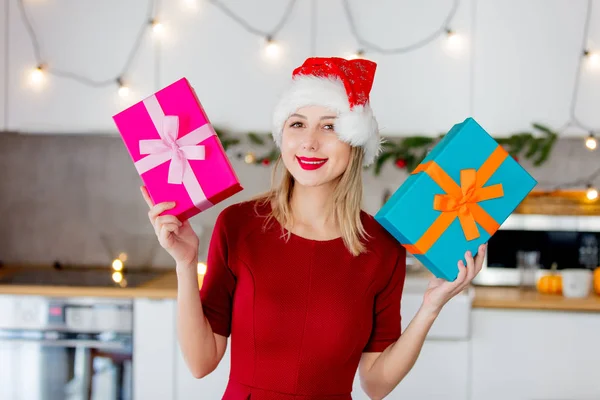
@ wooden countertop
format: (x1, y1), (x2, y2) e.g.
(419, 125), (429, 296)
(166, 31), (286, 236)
(472, 286), (600, 312)
(1, 269), (599, 312)
(0, 268), (179, 299)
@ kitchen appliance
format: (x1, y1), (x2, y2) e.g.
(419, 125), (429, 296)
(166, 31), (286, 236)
(0, 295), (134, 400)
(473, 213), (600, 286)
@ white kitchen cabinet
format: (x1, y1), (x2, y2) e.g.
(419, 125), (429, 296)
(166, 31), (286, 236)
(470, 308), (600, 400)
(175, 340), (231, 399)
(175, 337), (469, 400)
(351, 340), (470, 400)
(133, 298), (177, 400)
(174, 278), (473, 400)
(350, 279), (472, 399)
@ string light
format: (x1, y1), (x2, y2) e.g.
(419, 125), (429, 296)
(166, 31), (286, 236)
(112, 259), (124, 271)
(197, 262), (207, 288)
(348, 49), (365, 60)
(116, 78), (130, 98)
(586, 184), (598, 201)
(14, 0), (599, 170)
(149, 18), (164, 35)
(264, 36), (281, 59)
(197, 262), (207, 275)
(29, 64), (45, 85)
(342, 0), (460, 55)
(551, 0), (600, 160)
(444, 28), (464, 52)
(244, 152), (256, 164)
(446, 28), (457, 40)
(112, 271), (124, 283)
(583, 49), (600, 68)
(585, 132), (597, 150)
(17, 0), (158, 95)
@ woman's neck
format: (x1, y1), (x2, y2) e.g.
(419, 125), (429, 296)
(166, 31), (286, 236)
(288, 183), (338, 238)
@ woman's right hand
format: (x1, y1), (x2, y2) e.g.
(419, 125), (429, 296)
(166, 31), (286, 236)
(141, 186), (199, 267)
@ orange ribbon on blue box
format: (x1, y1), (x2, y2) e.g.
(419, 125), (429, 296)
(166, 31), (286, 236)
(403, 145), (508, 255)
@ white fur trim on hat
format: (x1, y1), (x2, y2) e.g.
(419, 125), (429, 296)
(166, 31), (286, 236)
(272, 75), (381, 167)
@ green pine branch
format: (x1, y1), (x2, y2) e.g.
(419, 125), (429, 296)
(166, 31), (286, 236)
(212, 122), (559, 172)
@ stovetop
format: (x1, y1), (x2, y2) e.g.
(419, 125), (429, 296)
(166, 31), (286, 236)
(0, 267), (164, 288)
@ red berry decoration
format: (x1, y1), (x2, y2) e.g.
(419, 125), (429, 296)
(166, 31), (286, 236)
(261, 159), (271, 166)
(395, 158), (407, 169)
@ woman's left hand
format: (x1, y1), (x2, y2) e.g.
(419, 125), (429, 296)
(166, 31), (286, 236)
(420, 243), (487, 315)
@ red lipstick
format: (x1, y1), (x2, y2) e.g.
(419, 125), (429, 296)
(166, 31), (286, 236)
(296, 156), (328, 170)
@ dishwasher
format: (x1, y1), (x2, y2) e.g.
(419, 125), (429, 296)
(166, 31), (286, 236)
(0, 295), (133, 400)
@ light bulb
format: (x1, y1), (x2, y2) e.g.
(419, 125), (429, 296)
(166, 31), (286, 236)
(445, 28), (464, 53)
(264, 37), (280, 59)
(151, 20), (164, 34)
(197, 262), (207, 275)
(244, 152), (256, 164)
(585, 133), (597, 150)
(118, 86), (130, 97)
(118, 252), (128, 262)
(116, 78), (130, 98)
(585, 50), (600, 68)
(112, 271), (123, 283)
(349, 49), (365, 60)
(112, 259), (124, 271)
(30, 65), (44, 85)
(586, 186), (598, 201)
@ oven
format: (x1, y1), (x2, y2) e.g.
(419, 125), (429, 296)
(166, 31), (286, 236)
(0, 295), (133, 400)
(473, 214), (600, 286)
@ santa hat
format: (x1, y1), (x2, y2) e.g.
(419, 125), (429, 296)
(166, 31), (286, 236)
(271, 57), (381, 167)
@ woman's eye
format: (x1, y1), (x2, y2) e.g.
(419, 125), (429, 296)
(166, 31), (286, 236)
(323, 124), (334, 130)
(290, 121), (303, 128)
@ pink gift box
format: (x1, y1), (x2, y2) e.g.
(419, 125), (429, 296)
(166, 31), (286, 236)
(113, 77), (243, 221)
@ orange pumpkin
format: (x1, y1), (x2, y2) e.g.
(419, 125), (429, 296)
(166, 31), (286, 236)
(594, 267), (600, 295)
(537, 275), (562, 294)
(537, 262), (562, 295)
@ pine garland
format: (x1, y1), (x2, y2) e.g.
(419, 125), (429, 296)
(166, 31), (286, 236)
(215, 122), (558, 175)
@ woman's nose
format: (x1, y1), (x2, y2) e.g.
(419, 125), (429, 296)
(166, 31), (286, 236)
(301, 127), (319, 151)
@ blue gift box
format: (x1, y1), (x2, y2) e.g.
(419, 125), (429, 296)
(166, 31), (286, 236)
(375, 117), (538, 281)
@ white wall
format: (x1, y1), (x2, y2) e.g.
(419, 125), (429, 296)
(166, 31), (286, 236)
(2, 0), (599, 137)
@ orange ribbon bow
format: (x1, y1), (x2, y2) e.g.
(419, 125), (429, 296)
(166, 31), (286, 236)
(403, 146), (508, 255)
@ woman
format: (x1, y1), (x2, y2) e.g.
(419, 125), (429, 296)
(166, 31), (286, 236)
(141, 57), (485, 399)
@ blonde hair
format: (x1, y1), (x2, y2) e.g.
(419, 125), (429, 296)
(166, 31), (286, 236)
(253, 146), (369, 256)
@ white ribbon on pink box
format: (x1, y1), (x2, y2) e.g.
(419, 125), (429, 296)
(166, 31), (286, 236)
(134, 94), (215, 211)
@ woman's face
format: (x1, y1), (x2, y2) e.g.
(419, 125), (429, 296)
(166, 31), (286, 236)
(280, 105), (352, 188)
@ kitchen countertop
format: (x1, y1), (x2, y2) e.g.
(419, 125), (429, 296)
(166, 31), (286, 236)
(472, 286), (600, 312)
(1, 269), (599, 312)
(0, 267), (179, 299)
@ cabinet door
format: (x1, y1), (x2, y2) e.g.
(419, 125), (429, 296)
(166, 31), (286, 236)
(351, 340), (470, 400)
(471, 309), (600, 400)
(133, 298), (176, 400)
(176, 340), (469, 400)
(175, 340), (231, 399)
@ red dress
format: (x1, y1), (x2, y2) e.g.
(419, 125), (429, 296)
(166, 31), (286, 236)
(200, 200), (406, 399)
